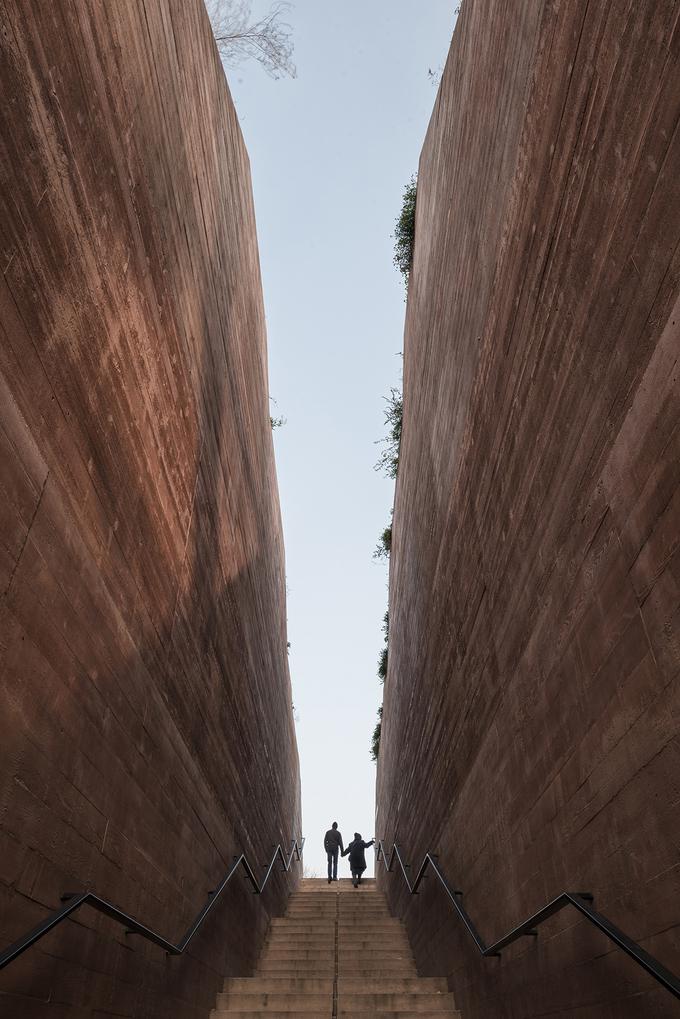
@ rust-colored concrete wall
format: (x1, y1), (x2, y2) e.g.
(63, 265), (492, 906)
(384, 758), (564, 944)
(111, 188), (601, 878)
(0, 2), (300, 1017)
(377, 2), (680, 1017)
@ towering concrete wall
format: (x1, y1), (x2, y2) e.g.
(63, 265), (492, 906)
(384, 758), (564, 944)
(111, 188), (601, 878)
(0, 2), (300, 1017)
(377, 2), (680, 1017)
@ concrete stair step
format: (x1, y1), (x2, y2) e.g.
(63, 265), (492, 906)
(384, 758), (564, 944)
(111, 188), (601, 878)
(260, 953), (335, 961)
(289, 900), (387, 905)
(260, 955), (335, 964)
(267, 933), (338, 941)
(338, 1013), (461, 1018)
(214, 881), (458, 1018)
(256, 956), (335, 966)
(213, 1013), (331, 1018)
(339, 949), (414, 957)
(218, 993), (331, 1010)
(257, 963), (335, 974)
(265, 939), (336, 949)
(337, 934), (407, 941)
(276, 909), (340, 914)
(270, 931), (409, 940)
(256, 957), (335, 966)
(283, 917), (338, 925)
(265, 939), (408, 949)
(338, 940), (412, 950)
(281, 905), (391, 910)
(334, 921), (393, 929)
(338, 994), (456, 1011)
(338, 944), (410, 949)
(335, 911), (401, 916)
(337, 923), (404, 929)
(288, 896), (381, 901)
(336, 908), (392, 914)
(260, 952), (414, 963)
(337, 979), (448, 993)
(283, 928), (403, 933)
(271, 920), (336, 928)
(298, 880), (376, 888)
(337, 965), (419, 976)
(221, 979), (334, 994)
(282, 915), (392, 923)
(337, 963), (420, 969)
(337, 942), (411, 950)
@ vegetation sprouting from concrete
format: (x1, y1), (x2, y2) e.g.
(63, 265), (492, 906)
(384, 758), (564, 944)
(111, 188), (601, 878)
(375, 389), (403, 479)
(393, 175), (417, 285)
(370, 706), (383, 762)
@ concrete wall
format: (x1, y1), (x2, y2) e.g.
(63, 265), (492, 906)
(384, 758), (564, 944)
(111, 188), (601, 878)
(377, 2), (680, 1017)
(0, 2), (300, 1017)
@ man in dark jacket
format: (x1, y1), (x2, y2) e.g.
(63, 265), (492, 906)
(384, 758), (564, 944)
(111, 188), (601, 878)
(342, 832), (375, 887)
(323, 822), (344, 883)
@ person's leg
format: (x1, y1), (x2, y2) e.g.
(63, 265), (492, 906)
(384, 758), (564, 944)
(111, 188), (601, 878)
(332, 849), (338, 881)
(327, 851), (332, 883)
(352, 868), (358, 887)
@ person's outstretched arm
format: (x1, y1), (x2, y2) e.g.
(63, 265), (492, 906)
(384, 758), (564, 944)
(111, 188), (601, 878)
(365, 839), (375, 848)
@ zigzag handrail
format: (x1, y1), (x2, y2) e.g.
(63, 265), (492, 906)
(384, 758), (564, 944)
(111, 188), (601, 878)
(376, 840), (680, 1000)
(0, 836), (304, 971)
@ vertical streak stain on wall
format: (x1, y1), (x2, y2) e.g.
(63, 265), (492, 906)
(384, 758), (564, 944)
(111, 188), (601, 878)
(377, 1), (680, 1017)
(0, 2), (300, 1017)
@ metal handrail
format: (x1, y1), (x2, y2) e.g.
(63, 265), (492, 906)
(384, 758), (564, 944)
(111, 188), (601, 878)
(376, 840), (680, 1000)
(0, 836), (304, 972)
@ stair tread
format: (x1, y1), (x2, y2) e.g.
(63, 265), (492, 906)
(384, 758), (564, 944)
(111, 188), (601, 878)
(215, 881), (458, 1016)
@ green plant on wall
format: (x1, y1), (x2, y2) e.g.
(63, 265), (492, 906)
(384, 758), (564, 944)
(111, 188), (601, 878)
(374, 523), (392, 560)
(370, 611), (389, 755)
(370, 705), (383, 762)
(377, 607), (389, 684)
(393, 175), (417, 285)
(378, 645), (388, 682)
(375, 389), (403, 479)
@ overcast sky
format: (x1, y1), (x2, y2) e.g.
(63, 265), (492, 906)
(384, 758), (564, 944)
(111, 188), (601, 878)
(226, 1), (457, 877)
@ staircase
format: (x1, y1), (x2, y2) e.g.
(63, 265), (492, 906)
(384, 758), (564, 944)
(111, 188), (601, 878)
(213, 877), (459, 1017)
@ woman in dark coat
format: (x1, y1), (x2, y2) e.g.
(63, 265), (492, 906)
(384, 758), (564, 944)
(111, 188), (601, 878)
(342, 832), (375, 887)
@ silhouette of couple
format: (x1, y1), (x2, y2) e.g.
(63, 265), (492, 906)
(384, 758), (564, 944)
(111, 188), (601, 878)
(324, 822), (375, 887)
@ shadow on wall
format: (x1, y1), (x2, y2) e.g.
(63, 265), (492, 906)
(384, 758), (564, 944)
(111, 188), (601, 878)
(0, 1), (299, 1017)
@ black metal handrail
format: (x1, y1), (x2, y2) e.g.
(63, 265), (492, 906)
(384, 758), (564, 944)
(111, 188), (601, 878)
(376, 840), (680, 1000)
(0, 836), (304, 972)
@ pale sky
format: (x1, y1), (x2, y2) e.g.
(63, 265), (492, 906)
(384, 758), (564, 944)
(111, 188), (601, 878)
(226, 1), (457, 876)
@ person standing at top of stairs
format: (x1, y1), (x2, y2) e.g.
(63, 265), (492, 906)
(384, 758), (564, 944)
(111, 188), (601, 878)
(342, 833), (375, 887)
(324, 821), (344, 883)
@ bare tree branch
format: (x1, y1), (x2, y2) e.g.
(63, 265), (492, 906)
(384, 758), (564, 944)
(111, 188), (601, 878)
(206, 0), (296, 79)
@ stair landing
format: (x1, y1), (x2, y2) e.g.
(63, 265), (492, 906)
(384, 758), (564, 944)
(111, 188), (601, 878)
(213, 877), (459, 1017)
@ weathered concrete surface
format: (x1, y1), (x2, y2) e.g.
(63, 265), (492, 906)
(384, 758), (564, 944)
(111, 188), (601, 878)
(0, 2), (300, 1017)
(377, 2), (680, 1017)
